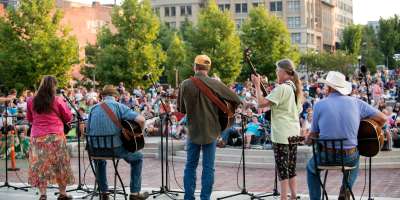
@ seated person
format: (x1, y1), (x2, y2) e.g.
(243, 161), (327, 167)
(244, 116), (261, 148)
(218, 115), (242, 147)
(87, 85), (148, 200)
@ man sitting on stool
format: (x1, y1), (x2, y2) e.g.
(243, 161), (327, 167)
(305, 71), (386, 200)
(87, 85), (149, 200)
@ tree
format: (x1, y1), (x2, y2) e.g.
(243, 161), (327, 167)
(378, 15), (400, 69)
(301, 51), (356, 75)
(165, 33), (190, 87)
(0, 0), (78, 90)
(92, 0), (166, 88)
(188, 0), (242, 84)
(240, 7), (300, 80)
(360, 25), (384, 72)
(341, 24), (363, 55)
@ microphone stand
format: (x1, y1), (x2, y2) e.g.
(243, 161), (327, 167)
(146, 75), (183, 199)
(361, 69), (374, 200)
(56, 92), (93, 197)
(218, 113), (261, 200)
(0, 102), (28, 191)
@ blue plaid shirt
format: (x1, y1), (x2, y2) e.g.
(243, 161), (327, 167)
(87, 96), (139, 148)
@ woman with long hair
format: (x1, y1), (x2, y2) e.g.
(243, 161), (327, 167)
(27, 76), (74, 200)
(251, 59), (302, 200)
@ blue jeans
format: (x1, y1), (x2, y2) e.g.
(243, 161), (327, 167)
(94, 146), (143, 193)
(184, 139), (217, 200)
(307, 150), (360, 200)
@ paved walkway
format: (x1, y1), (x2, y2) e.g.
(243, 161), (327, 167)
(1, 157), (400, 199)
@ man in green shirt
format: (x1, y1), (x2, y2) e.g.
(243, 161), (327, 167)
(178, 55), (241, 200)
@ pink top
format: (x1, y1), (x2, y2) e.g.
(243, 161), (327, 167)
(27, 96), (73, 138)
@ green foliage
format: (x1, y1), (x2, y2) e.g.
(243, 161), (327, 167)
(301, 51), (356, 75)
(240, 7), (300, 81)
(361, 25), (384, 72)
(187, 0), (242, 84)
(378, 15), (400, 69)
(92, 0), (166, 88)
(165, 33), (190, 87)
(156, 22), (175, 51)
(0, 0), (78, 90)
(341, 24), (363, 55)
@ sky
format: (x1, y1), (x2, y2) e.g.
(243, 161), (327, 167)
(73, 0), (400, 25)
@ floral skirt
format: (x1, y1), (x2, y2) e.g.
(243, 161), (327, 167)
(28, 134), (75, 188)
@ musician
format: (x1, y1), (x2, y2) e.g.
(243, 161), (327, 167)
(251, 59), (303, 200)
(87, 85), (148, 200)
(27, 76), (74, 200)
(305, 71), (386, 200)
(177, 55), (241, 200)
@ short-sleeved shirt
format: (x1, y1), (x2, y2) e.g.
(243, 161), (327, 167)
(87, 96), (139, 148)
(311, 92), (379, 149)
(266, 81), (302, 144)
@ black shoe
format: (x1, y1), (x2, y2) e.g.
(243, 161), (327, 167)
(57, 194), (73, 200)
(129, 192), (149, 200)
(338, 187), (351, 200)
(100, 192), (110, 200)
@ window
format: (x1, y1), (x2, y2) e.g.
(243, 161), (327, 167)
(219, 4), (231, 11)
(235, 3), (241, 13)
(253, 3), (259, 7)
(181, 5), (192, 16)
(235, 3), (248, 13)
(287, 16), (300, 28)
(288, 0), (300, 12)
(270, 1), (282, 11)
(291, 33), (301, 44)
(153, 7), (160, 16)
(180, 6), (186, 16)
(242, 3), (248, 13)
(171, 6), (176, 17)
(164, 7), (170, 17)
(166, 22), (176, 28)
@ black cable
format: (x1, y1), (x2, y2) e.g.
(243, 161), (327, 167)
(359, 158), (367, 200)
(169, 127), (184, 191)
(236, 149), (243, 190)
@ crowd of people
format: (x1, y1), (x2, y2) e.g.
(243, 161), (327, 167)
(0, 68), (399, 161)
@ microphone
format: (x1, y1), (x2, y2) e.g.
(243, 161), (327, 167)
(142, 73), (152, 81)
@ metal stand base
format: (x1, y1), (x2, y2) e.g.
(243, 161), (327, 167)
(151, 186), (182, 199)
(217, 189), (261, 200)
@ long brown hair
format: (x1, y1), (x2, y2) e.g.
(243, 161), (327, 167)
(276, 59), (303, 104)
(33, 75), (58, 114)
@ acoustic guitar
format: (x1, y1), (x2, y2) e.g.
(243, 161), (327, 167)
(100, 103), (145, 153)
(357, 119), (384, 157)
(121, 119), (145, 153)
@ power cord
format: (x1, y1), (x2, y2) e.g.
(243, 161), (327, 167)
(359, 157), (367, 200)
(169, 129), (184, 191)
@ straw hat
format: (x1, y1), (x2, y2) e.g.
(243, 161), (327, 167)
(101, 85), (119, 97)
(318, 71), (352, 95)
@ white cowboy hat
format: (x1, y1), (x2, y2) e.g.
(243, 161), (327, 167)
(317, 71), (352, 95)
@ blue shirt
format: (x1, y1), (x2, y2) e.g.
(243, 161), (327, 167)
(87, 96), (139, 147)
(311, 92), (379, 149)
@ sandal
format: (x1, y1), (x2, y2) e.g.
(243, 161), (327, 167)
(39, 195), (47, 200)
(57, 194), (73, 200)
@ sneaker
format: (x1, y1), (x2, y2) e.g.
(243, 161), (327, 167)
(129, 192), (149, 200)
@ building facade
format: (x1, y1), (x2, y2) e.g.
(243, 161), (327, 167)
(151, 0), (353, 52)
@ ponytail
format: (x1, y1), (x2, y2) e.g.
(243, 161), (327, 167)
(292, 71), (303, 104)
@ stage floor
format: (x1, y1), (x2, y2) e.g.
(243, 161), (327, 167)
(2, 157), (400, 199)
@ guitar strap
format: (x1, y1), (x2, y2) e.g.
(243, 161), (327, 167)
(100, 103), (122, 129)
(190, 77), (233, 116)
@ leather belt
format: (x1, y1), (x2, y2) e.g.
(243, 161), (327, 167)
(320, 146), (358, 155)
